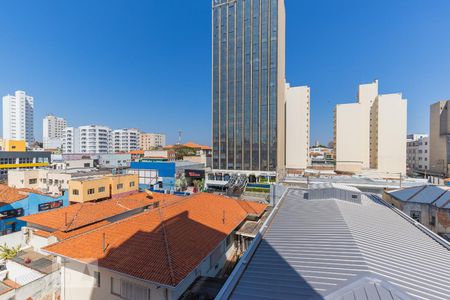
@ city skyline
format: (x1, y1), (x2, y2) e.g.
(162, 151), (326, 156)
(1, 1), (450, 145)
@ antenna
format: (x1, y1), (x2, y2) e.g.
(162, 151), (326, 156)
(177, 130), (183, 145)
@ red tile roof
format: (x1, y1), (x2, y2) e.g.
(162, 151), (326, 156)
(0, 184), (28, 205)
(20, 192), (158, 232)
(44, 193), (267, 286)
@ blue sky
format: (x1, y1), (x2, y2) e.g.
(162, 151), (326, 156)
(1, 0), (450, 145)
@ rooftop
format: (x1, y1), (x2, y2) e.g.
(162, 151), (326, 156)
(19, 192), (161, 232)
(0, 184), (43, 206)
(43, 193), (267, 287)
(387, 185), (450, 208)
(165, 141), (211, 151)
(221, 188), (450, 300)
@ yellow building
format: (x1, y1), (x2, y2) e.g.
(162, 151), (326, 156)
(1, 139), (26, 152)
(68, 174), (138, 203)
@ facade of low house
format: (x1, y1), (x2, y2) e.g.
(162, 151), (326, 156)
(43, 193), (267, 300)
(68, 174), (138, 203)
(383, 185), (450, 235)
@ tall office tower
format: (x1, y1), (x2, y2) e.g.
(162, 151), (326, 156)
(113, 128), (140, 152)
(78, 125), (112, 153)
(140, 133), (166, 150)
(2, 90), (34, 144)
(429, 101), (450, 177)
(43, 115), (67, 149)
(212, 0), (286, 172)
(62, 127), (80, 153)
(285, 84), (310, 170)
(334, 80), (407, 175)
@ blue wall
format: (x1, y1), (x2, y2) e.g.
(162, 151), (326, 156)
(130, 162), (175, 177)
(0, 193), (69, 235)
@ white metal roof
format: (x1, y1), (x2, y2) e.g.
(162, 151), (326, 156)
(225, 188), (450, 300)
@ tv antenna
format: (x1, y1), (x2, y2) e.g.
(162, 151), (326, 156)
(177, 130), (183, 145)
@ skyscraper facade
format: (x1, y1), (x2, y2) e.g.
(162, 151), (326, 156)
(2, 90), (34, 144)
(212, 0), (285, 172)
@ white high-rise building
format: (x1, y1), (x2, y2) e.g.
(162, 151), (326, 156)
(43, 115), (67, 149)
(334, 80), (407, 176)
(79, 125), (112, 153)
(285, 84), (310, 170)
(113, 129), (140, 152)
(2, 90), (34, 144)
(62, 127), (80, 153)
(140, 133), (166, 150)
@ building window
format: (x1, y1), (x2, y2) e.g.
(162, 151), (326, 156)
(117, 183), (124, 190)
(94, 271), (100, 287)
(98, 186), (105, 193)
(72, 189), (79, 195)
(29, 178), (37, 184)
(129, 181), (135, 187)
(87, 188), (95, 195)
(410, 210), (421, 223)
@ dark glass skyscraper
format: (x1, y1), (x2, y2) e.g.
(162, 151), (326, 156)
(212, 0), (285, 172)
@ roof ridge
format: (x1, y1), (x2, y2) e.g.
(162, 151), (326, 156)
(432, 189), (449, 206)
(62, 204), (85, 231)
(233, 198), (257, 215)
(156, 205), (176, 286)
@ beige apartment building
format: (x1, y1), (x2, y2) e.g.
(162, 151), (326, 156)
(334, 80), (407, 176)
(429, 100), (450, 176)
(140, 133), (166, 150)
(285, 84), (310, 171)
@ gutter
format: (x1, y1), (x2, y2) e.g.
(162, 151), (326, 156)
(215, 187), (290, 300)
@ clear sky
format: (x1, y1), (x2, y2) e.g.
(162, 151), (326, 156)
(1, 0), (450, 145)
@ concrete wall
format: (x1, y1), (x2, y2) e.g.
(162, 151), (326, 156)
(375, 94), (407, 175)
(285, 85), (310, 170)
(430, 101), (449, 176)
(69, 177), (111, 203)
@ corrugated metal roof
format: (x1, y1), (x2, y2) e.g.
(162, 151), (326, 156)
(389, 185), (450, 208)
(228, 188), (450, 300)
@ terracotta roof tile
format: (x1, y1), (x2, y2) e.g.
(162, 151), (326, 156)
(0, 184), (28, 205)
(44, 193), (267, 286)
(20, 192), (157, 232)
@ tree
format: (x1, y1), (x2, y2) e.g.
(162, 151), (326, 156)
(173, 145), (197, 160)
(0, 244), (21, 260)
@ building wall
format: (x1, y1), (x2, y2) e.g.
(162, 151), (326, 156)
(429, 101), (449, 176)
(285, 85), (310, 170)
(0, 193), (68, 235)
(9, 169), (73, 195)
(2, 140), (26, 152)
(43, 115), (67, 150)
(97, 153), (131, 169)
(113, 128), (140, 153)
(334, 81), (407, 176)
(373, 94), (407, 175)
(0, 151), (51, 179)
(69, 177), (111, 203)
(109, 174), (138, 198)
(62, 127), (81, 153)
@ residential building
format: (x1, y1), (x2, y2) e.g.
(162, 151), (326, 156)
(0, 151), (51, 179)
(20, 192), (160, 251)
(51, 155), (94, 170)
(68, 174), (138, 203)
(43, 193), (267, 300)
(406, 134), (429, 175)
(0, 184), (68, 235)
(140, 133), (166, 150)
(113, 128), (140, 152)
(2, 90), (34, 144)
(217, 186), (450, 300)
(8, 168), (111, 196)
(62, 127), (80, 153)
(285, 84), (310, 171)
(79, 125), (113, 153)
(43, 114), (67, 150)
(429, 100), (450, 177)
(334, 80), (407, 176)
(0, 139), (26, 152)
(384, 185), (450, 239)
(212, 0), (286, 173)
